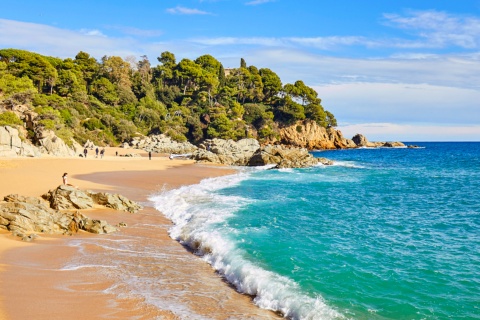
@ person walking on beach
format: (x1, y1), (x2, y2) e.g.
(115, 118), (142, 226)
(83, 148), (88, 158)
(100, 148), (105, 159)
(95, 147), (99, 158)
(149, 151), (152, 160)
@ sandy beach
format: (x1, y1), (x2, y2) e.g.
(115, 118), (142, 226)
(0, 149), (281, 319)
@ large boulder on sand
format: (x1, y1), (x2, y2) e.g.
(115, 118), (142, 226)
(42, 185), (94, 210)
(42, 185), (143, 213)
(0, 194), (118, 236)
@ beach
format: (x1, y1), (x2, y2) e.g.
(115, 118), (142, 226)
(0, 149), (281, 319)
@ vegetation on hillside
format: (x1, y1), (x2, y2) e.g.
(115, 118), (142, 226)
(0, 48), (337, 146)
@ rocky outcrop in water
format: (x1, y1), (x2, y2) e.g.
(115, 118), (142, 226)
(248, 144), (333, 168)
(352, 134), (406, 148)
(192, 139), (331, 168)
(192, 138), (260, 165)
(0, 186), (143, 240)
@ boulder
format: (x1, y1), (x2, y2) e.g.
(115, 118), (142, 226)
(383, 141), (406, 148)
(192, 138), (260, 165)
(42, 185), (94, 210)
(42, 185), (143, 213)
(0, 126), (23, 157)
(352, 134), (373, 147)
(0, 194), (118, 236)
(90, 192), (143, 213)
(35, 128), (76, 157)
(126, 134), (198, 154)
(248, 145), (325, 168)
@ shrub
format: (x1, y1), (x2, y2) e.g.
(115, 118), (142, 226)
(0, 111), (23, 126)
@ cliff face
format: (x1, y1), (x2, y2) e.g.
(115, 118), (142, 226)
(276, 120), (357, 150)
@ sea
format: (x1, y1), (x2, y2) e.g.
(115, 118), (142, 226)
(150, 142), (480, 320)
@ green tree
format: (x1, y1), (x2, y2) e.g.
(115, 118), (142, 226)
(0, 49), (58, 94)
(74, 51), (99, 92)
(101, 56), (132, 89)
(240, 58), (247, 68)
(175, 59), (203, 95)
(260, 68), (282, 102)
(154, 51), (176, 87)
(91, 77), (119, 105)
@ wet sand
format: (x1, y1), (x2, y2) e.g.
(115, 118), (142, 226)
(0, 150), (281, 319)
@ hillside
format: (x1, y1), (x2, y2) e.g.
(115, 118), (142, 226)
(0, 49), (338, 148)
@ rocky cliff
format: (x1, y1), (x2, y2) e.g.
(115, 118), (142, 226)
(273, 120), (357, 150)
(0, 125), (82, 157)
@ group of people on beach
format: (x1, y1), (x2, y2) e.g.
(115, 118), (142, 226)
(83, 147), (105, 158)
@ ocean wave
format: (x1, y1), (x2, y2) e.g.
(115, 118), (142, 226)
(150, 172), (344, 320)
(331, 161), (366, 169)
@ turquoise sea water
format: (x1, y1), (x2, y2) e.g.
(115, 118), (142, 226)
(152, 142), (480, 319)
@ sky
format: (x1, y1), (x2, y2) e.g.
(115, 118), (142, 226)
(1, 0), (480, 141)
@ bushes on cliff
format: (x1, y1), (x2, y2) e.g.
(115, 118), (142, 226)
(0, 111), (23, 126)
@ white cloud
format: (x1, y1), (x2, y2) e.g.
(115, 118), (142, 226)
(0, 19), (170, 60)
(338, 123), (480, 142)
(108, 26), (163, 38)
(79, 29), (107, 37)
(166, 6), (211, 15)
(383, 10), (480, 49)
(313, 82), (480, 125)
(245, 0), (275, 5)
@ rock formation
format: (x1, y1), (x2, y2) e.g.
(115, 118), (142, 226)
(127, 134), (197, 154)
(0, 186), (143, 240)
(0, 194), (117, 238)
(248, 144), (333, 168)
(352, 134), (406, 148)
(0, 125), (82, 157)
(192, 138), (260, 165)
(276, 120), (357, 149)
(42, 185), (143, 213)
(0, 125), (41, 157)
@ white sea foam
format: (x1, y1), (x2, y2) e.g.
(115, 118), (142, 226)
(331, 161), (366, 169)
(150, 170), (344, 320)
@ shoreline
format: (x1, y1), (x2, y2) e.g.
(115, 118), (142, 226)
(0, 150), (281, 319)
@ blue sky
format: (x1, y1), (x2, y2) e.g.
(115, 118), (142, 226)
(1, 0), (480, 141)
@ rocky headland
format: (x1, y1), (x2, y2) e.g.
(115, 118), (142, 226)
(1, 119), (409, 169)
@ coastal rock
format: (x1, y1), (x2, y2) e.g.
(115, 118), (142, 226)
(42, 185), (143, 213)
(248, 144), (326, 168)
(383, 141), (406, 148)
(35, 128), (77, 157)
(0, 125), (41, 157)
(127, 134), (197, 154)
(192, 138), (260, 165)
(0, 194), (118, 236)
(90, 192), (143, 213)
(0, 125), (81, 158)
(352, 134), (405, 148)
(351, 133), (378, 148)
(276, 120), (356, 150)
(42, 185), (94, 210)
